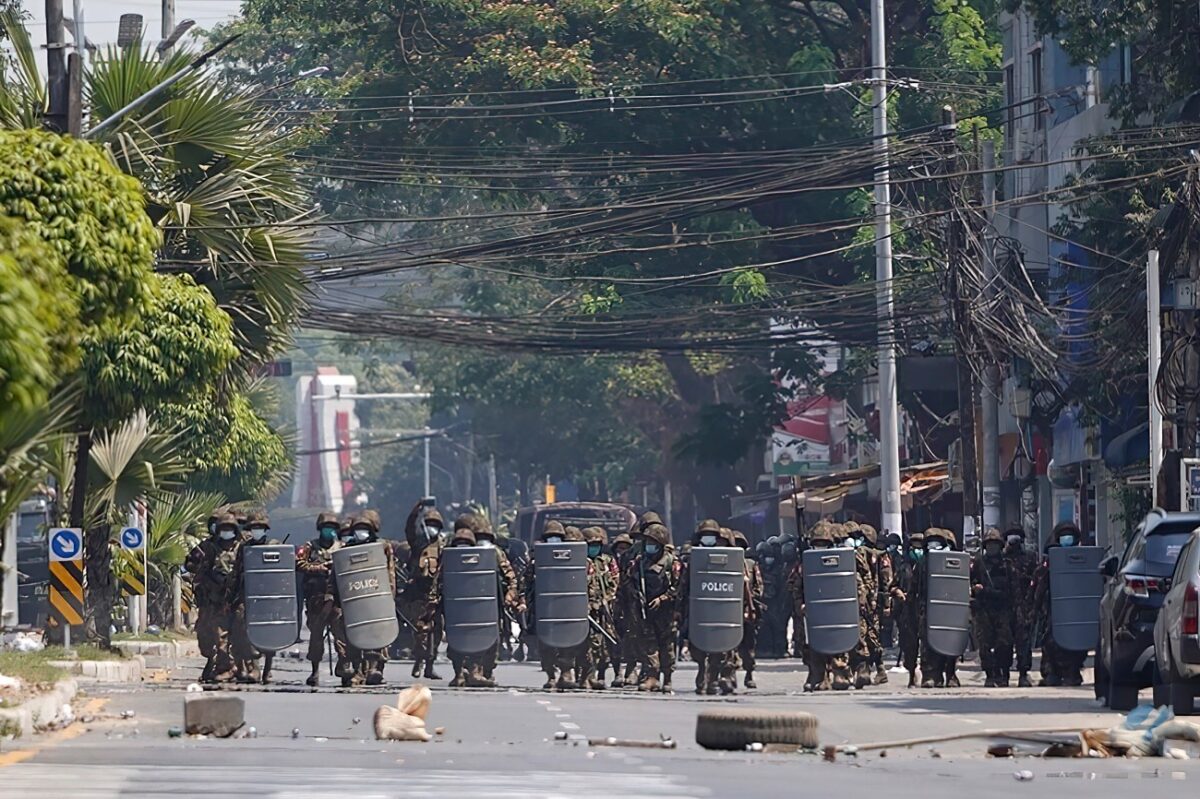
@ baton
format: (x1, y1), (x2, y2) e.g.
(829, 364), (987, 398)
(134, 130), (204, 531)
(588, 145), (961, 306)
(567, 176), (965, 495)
(589, 616), (619, 647)
(326, 628), (333, 676)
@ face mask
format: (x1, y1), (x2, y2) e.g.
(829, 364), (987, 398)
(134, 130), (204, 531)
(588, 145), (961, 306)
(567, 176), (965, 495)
(352, 528), (370, 543)
(218, 529), (236, 541)
(910, 549), (925, 561)
(319, 528), (336, 545)
(587, 543), (602, 558)
(699, 535), (718, 547)
(833, 540), (847, 549)
(985, 543), (1003, 557)
(644, 543), (661, 557)
(764, 556), (776, 566)
(1006, 535), (1022, 547)
(1059, 535), (1076, 547)
(545, 535), (563, 543)
(208, 522), (217, 536)
(927, 540), (945, 552)
(478, 540), (495, 549)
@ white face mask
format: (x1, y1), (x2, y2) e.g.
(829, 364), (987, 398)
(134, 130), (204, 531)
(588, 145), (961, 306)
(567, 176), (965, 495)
(478, 540), (495, 549)
(699, 535), (718, 547)
(353, 529), (370, 543)
(927, 540), (946, 551)
(545, 535), (563, 543)
(218, 529), (236, 541)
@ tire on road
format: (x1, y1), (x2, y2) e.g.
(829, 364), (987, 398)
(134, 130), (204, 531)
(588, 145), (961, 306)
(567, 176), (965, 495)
(695, 708), (819, 751)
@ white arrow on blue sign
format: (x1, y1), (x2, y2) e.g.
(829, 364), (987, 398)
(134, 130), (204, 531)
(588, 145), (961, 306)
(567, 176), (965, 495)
(49, 528), (84, 562)
(120, 527), (146, 551)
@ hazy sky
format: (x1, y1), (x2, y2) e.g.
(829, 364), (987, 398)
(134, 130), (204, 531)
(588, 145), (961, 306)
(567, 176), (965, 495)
(21, 0), (241, 53)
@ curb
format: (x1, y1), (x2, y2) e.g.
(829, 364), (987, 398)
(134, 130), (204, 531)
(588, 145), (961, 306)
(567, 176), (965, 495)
(48, 655), (146, 683)
(114, 639), (200, 659)
(0, 678), (78, 739)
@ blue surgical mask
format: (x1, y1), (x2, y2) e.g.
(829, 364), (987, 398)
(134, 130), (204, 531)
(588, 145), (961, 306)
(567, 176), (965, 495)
(319, 528), (336, 545)
(218, 529), (236, 541)
(1006, 535), (1022, 547)
(587, 543), (602, 558)
(911, 549), (925, 560)
(545, 535), (563, 543)
(927, 540), (945, 552)
(1059, 535), (1076, 548)
(699, 535), (718, 547)
(644, 543), (661, 557)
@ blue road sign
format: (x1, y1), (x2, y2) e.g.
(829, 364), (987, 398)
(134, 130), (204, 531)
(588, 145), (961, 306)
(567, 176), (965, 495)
(49, 528), (83, 562)
(120, 527), (145, 551)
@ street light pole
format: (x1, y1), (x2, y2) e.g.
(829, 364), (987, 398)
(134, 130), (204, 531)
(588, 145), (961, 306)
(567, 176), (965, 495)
(1148, 249), (1163, 506)
(871, 0), (903, 536)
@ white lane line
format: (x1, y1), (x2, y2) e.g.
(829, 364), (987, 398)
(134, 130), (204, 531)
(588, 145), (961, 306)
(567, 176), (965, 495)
(561, 722), (581, 730)
(556, 713), (571, 718)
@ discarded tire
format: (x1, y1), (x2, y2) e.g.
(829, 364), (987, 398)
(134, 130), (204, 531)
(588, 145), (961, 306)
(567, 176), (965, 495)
(695, 708), (819, 750)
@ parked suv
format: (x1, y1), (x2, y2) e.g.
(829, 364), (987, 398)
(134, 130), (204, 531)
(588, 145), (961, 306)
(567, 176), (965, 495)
(1154, 530), (1200, 715)
(1096, 509), (1200, 710)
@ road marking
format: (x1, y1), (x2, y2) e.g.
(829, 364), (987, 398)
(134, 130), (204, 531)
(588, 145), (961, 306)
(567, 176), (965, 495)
(0, 698), (108, 769)
(556, 713), (571, 718)
(561, 722), (580, 730)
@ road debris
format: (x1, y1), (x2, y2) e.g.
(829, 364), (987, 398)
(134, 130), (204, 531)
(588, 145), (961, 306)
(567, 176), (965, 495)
(1013, 770), (1035, 781)
(588, 736), (677, 750)
(374, 683), (433, 742)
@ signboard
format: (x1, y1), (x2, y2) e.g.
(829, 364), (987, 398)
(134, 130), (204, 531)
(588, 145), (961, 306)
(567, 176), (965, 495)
(47, 528), (84, 627)
(1183, 459), (1200, 513)
(120, 527), (145, 551)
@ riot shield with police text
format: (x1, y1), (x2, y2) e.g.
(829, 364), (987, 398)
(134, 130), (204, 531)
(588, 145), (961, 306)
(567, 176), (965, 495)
(332, 542), (400, 650)
(1049, 545), (1104, 652)
(925, 549), (971, 657)
(688, 547), (745, 654)
(802, 548), (859, 655)
(442, 546), (500, 654)
(533, 541), (588, 649)
(243, 545), (299, 652)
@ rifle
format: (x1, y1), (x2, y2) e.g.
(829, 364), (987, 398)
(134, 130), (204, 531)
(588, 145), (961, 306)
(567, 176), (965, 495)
(589, 616), (619, 647)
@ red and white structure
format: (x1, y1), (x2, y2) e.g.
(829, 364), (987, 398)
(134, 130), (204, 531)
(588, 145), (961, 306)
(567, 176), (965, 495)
(292, 368), (360, 513)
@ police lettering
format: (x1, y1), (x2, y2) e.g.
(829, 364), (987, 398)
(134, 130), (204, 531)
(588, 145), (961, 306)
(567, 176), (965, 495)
(701, 581), (734, 593)
(348, 577), (380, 592)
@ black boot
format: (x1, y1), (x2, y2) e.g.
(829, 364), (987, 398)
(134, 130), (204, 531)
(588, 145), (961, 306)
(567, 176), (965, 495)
(306, 664), (319, 687)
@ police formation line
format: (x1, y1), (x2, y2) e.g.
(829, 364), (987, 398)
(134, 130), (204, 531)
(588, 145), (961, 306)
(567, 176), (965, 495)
(183, 505), (1101, 695)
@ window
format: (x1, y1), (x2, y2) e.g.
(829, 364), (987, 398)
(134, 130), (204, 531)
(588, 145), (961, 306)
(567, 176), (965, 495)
(1031, 48), (1044, 129)
(1005, 64), (1016, 135)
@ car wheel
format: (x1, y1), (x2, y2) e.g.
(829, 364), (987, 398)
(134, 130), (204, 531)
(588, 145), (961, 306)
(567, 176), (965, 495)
(695, 708), (819, 750)
(1108, 681), (1140, 712)
(1171, 682), (1197, 716)
(1094, 653), (1110, 703)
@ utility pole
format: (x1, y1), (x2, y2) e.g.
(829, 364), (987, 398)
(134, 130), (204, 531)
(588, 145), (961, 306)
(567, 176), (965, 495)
(44, 0), (68, 131)
(943, 106), (979, 540)
(160, 0), (176, 57)
(1149, 249), (1163, 506)
(871, 0), (903, 538)
(980, 140), (1001, 530)
(423, 429), (431, 498)
(488, 454), (498, 524)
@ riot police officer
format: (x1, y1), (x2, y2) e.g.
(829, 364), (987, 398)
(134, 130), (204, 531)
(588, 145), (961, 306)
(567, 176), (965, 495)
(1033, 522), (1088, 686)
(731, 530), (764, 688)
(620, 523), (681, 693)
(1005, 527), (1037, 687)
(401, 500), (445, 681)
(331, 510), (395, 686)
(971, 527), (1014, 687)
(918, 528), (960, 688)
(798, 522), (855, 691)
(891, 530), (924, 688)
(299, 511), (342, 687)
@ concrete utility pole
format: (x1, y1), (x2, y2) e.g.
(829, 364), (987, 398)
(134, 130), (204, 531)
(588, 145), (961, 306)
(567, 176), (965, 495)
(45, 0), (67, 131)
(488, 454), (498, 524)
(870, 0), (903, 537)
(423, 430), (432, 498)
(161, 0), (175, 55)
(980, 141), (1001, 530)
(1149, 249), (1163, 506)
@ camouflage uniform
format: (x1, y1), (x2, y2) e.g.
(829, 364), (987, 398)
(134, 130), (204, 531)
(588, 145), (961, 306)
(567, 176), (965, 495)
(798, 522), (855, 691)
(400, 502), (445, 681)
(621, 523), (681, 693)
(228, 510), (281, 684)
(891, 531), (924, 687)
(330, 510), (396, 687)
(859, 525), (893, 684)
(844, 522), (878, 688)
(184, 511), (223, 682)
(917, 528), (960, 688)
(608, 532), (634, 686)
(190, 512), (242, 683)
(578, 526), (619, 689)
(733, 530), (764, 688)
(786, 556), (806, 665)
(1004, 529), (1038, 687)
(971, 528), (1014, 687)
(299, 511), (342, 687)
(1033, 523), (1088, 687)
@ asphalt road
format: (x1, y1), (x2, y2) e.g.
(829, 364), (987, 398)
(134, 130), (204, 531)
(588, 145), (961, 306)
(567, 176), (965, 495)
(2, 650), (1196, 797)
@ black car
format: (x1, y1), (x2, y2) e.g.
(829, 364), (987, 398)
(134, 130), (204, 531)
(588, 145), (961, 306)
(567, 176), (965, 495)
(1096, 509), (1200, 710)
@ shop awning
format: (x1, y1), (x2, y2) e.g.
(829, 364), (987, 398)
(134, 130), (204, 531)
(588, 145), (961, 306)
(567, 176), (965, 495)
(778, 461), (949, 519)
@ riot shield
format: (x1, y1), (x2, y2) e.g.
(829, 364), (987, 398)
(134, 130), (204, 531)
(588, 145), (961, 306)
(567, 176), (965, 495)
(1049, 545), (1104, 652)
(688, 547), (745, 654)
(242, 544), (299, 652)
(442, 546), (500, 654)
(802, 548), (859, 655)
(925, 549), (971, 657)
(533, 541), (588, 649)
(332, 542), (400, 650)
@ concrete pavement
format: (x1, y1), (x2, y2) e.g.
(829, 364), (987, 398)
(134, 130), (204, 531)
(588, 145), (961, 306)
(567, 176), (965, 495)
(2, 651), (1197, 797)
